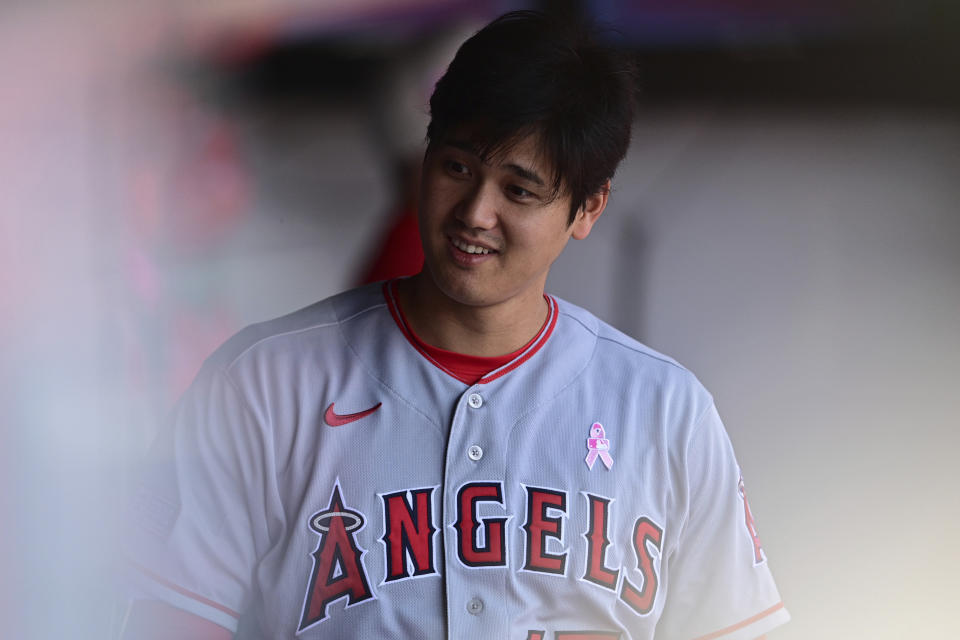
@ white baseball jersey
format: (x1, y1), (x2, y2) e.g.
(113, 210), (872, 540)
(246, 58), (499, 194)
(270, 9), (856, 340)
(125, 280), (789, 639)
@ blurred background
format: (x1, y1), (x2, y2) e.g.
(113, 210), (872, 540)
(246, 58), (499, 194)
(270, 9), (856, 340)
(1, 0), (958, 638)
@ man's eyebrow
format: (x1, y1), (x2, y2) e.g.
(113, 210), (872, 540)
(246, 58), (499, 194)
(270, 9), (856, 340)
(503, 163), (545, 186)
(446, 139), (481, 156)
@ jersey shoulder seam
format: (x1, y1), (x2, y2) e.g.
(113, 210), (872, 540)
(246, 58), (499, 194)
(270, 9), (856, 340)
(218, 366), (267, 432)
(225, 320), (340, 371)
(594, 333), (691, 371)
(557, 306), (691, 374)
(674, 399), (721, 542)
(222, 296), (387, 372)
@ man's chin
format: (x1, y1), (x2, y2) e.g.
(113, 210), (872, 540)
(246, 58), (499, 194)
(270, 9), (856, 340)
(422, 268), (497, 308)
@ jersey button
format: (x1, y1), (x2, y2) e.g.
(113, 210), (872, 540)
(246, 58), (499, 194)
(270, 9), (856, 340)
(467, 393), (483, 409)
(466, 597), (484, 615)
(467, 445), (483, 461)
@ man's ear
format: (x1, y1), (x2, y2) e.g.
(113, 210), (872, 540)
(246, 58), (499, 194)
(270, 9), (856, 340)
(570, 180), (610, 240)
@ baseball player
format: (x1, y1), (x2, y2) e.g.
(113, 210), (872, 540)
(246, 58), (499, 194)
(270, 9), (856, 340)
(122, 11), (789, 640)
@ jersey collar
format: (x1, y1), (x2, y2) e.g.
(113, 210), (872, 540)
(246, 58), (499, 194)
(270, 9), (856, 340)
(383, 279), (558, 385)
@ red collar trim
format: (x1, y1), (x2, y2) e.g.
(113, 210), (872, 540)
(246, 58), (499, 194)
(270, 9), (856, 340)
(383, 279), (558, 385)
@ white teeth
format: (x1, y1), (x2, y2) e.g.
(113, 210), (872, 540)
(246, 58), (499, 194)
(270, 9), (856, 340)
(452, 238), (492, 254)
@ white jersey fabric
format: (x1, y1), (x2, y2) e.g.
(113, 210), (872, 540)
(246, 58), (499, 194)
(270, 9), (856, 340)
(125, 281), (789, 640)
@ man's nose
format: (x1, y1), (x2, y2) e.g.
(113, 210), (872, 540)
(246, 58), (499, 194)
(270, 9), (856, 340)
(456, 182), (499, 230)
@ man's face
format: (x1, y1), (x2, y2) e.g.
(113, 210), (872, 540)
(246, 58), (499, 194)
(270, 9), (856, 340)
(417, 133), (603, 311)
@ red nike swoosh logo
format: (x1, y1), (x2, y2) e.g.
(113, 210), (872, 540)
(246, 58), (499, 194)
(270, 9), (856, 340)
(324, 402), (382, 427)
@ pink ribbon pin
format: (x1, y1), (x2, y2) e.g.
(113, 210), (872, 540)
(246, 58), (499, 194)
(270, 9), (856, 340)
(585, 422), (613, 470)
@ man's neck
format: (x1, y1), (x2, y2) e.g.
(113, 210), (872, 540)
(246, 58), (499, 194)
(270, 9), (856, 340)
(397, 274), (549, 357)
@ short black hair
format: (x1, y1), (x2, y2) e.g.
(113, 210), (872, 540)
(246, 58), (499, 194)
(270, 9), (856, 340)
(426, 10), (637, 224)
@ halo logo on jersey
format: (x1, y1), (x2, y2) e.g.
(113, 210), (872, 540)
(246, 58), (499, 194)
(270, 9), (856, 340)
(298, 483), (374, 632)
(585, 422), (613, 470)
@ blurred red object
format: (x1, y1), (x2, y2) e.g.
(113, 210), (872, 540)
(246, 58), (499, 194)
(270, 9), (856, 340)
(357, 204), (424, 284)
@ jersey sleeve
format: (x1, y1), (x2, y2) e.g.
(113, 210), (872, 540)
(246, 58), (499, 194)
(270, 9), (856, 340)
(655, 403), (789, 640)
(123, 359), (280, 632)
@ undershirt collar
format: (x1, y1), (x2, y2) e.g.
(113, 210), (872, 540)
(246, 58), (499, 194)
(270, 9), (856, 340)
(383, 279), (556, 385)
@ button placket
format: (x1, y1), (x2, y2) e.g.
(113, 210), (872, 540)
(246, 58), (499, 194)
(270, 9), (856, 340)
(444, 387), (504, 637)
(465, 392), (485, 461)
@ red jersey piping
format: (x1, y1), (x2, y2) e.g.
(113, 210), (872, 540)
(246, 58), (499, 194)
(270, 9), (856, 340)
(129, 559), (241, 620)
(691, 602), (786, 640)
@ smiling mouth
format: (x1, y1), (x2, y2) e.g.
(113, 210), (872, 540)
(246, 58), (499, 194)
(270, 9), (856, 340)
(449, 236), (496, 255)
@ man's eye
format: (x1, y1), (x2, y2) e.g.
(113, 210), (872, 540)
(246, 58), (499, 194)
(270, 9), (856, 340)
(506, 185), (535, 200)
(445, 160), (470, 176)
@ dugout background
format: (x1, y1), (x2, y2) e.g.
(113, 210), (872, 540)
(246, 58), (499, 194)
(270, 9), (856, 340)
(1, 1), (958, 638)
